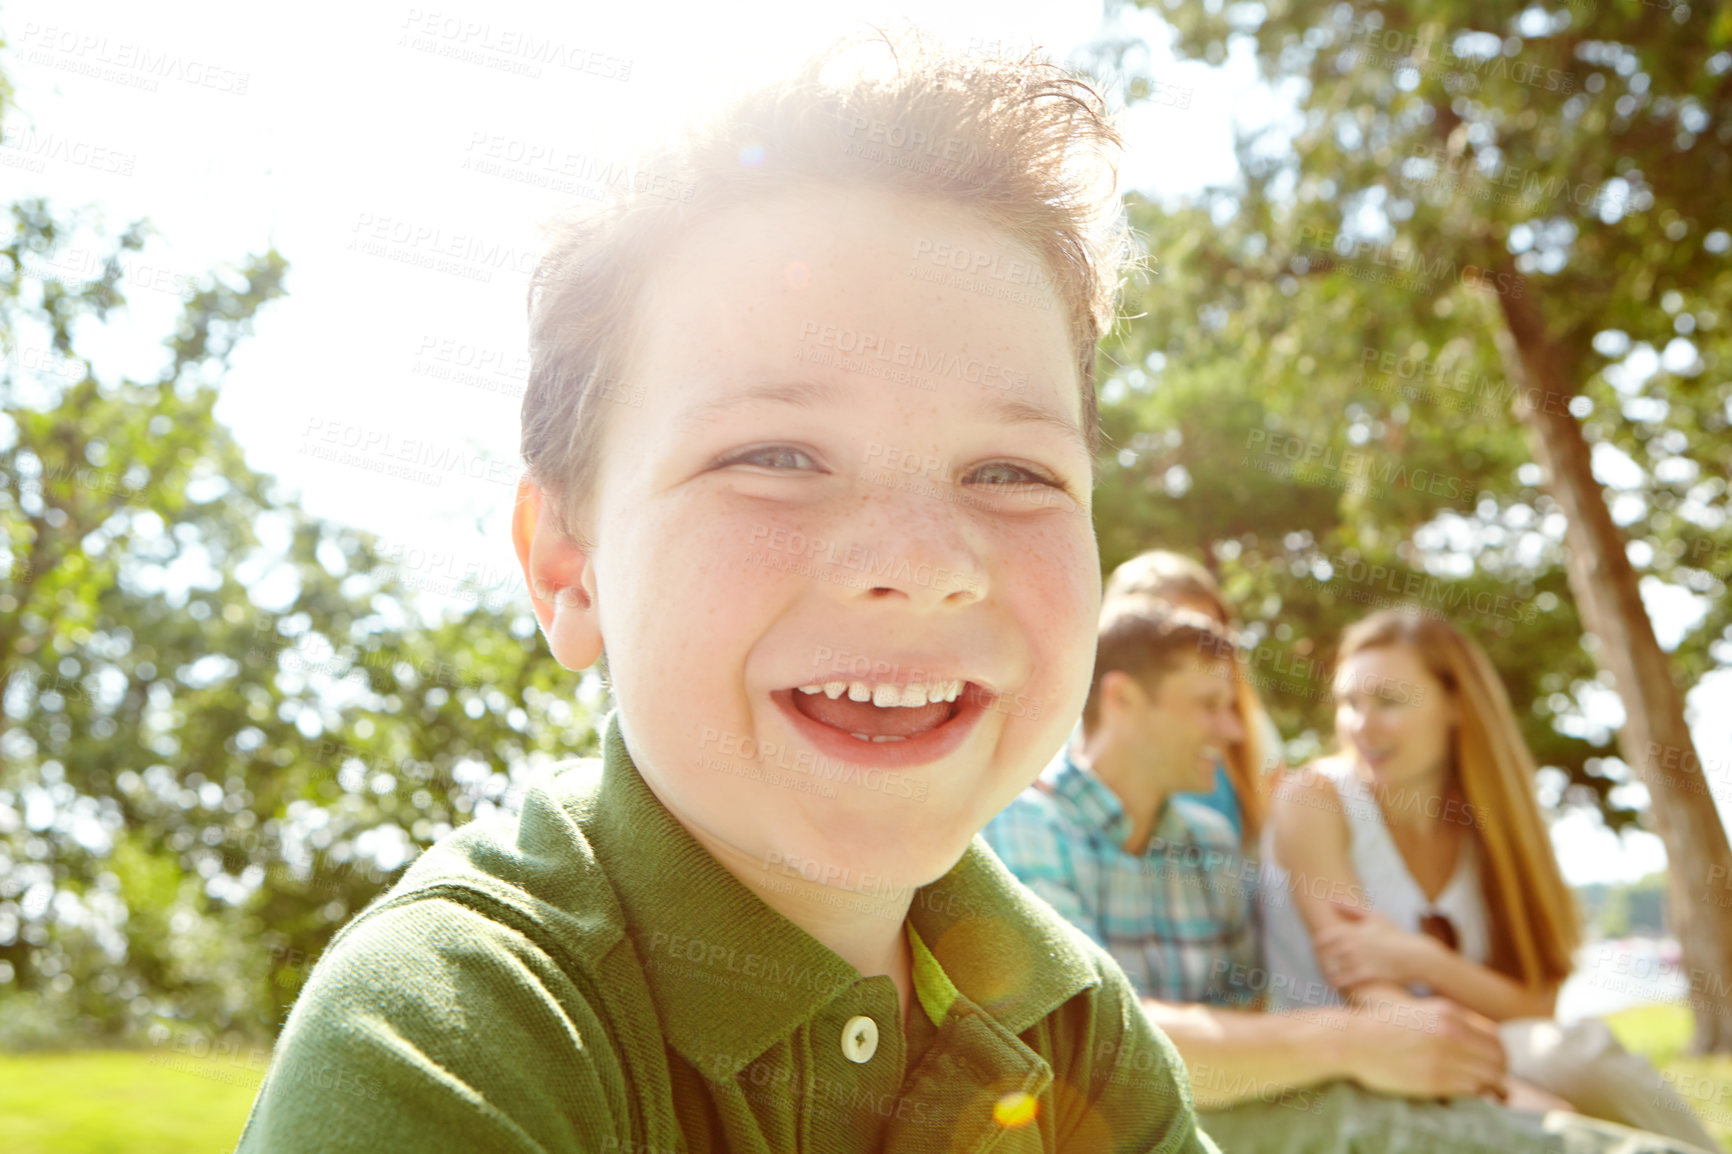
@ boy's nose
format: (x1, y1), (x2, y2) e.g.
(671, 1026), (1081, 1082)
(857, 562), (986, 609)
(833, 489), (989, 610)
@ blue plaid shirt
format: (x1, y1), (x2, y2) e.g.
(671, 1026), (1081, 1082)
(982, 755), (1263, 1007)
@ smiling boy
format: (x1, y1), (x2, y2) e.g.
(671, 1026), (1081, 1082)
(234, 30), (1216, 1154)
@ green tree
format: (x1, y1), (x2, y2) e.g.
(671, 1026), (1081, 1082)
(0, 138), (587, 1047)
(1091, 0), (1732, 1047)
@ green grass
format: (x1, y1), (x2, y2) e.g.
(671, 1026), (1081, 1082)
(1, 1006), (1728, 1151)
(0, 1048), (263, 1154)
(1606, 1003), (1732, 1152)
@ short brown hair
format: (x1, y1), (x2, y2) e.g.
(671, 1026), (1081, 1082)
(520, 27), (1133, 544)
(1081, 595), (1234, 736)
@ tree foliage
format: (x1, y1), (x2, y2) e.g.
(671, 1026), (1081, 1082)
(1087, 0), (1729, 828)
(0, 199), (587, 1046)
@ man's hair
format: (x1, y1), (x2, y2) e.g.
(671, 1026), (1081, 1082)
(1081, 594), (1234, 735)
(1102, 549), (1271, 841)
(1103, 550), (1233, 623)
(520, 27), (1133, 545)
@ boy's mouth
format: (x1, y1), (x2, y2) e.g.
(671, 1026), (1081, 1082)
(787, 680), (964, 741)
(769, 677), (999, 771)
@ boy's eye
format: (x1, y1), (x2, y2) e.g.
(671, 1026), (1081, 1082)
(965, 460), (1082, 514)
(966, 461), (1062, 488)
(721, 445), (820, 472)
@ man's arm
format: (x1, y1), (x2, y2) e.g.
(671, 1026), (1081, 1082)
(1140, 997), (1508, 1109)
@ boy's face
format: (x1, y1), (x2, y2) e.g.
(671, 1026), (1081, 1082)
(527, 186), (1100, 894)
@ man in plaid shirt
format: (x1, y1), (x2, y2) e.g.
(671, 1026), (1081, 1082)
(983, 598), (1262, 1007)
(981, 689), (1261, 1006)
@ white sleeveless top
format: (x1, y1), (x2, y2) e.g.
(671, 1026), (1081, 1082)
(1259, 759), (1489, 1011)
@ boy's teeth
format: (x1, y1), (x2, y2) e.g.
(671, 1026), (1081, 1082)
(847, 733), (907, 742)
(795, 678), (966, 705)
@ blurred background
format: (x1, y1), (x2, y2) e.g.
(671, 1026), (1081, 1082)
(2, 0), (1729, 1148)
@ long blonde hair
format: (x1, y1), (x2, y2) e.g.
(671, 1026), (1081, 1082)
(1104, 550), (1274, 842)
(1336, 610), (1579, 988)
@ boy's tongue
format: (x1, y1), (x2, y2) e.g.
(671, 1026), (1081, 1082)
(793, 690), (953, 738)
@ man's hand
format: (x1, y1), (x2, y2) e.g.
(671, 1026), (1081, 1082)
(1342, 996), (1507, 1100)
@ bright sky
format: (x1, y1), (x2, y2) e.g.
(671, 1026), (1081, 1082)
(5, 0), (1726, 887)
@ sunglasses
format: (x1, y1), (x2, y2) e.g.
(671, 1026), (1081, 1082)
(1419, 911), (1459, 953)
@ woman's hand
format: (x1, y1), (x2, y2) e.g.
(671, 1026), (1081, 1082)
(1314, 902), (1439, 990)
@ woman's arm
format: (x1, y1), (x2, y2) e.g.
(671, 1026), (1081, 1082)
(1267, 762), (1363, 941)
(1312, 911), (1560, 1020)
(1278, 778), (1560, 1023)
(1267, 766), (1452, 1008)
(1382, 932), (1559, 1022)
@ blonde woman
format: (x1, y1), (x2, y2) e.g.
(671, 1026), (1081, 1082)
(1098, 550), (1284, 849)
(1260, 608), (1719, 1151)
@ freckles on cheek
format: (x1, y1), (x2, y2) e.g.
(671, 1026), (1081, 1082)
(1003, 523), (1097, 679)
(1023, 523), (1096, 615)
(675, 506), (812, 630)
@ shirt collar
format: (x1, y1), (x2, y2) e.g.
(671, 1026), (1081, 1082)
(581, 709), (1098, 1071)
(1150, 794), (1208, 855)
(1051, 753), (1198, 854)
(1049, 753), (1134, 844)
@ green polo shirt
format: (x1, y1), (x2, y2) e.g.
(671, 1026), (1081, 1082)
(234, 710), (1218, 1153)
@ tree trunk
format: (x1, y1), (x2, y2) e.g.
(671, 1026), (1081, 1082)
(1485, 272), (1732, 1053)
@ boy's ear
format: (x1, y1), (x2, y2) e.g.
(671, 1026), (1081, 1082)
(512, 478), (603, 672)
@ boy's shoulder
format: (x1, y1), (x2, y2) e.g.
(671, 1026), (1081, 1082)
(240, 757), (656, 1150)
(949, 835), (1208, 1111)
(334, 756), (625, 979)
(944, 835), (1128, 1010)
(243, 861), (642, 1151)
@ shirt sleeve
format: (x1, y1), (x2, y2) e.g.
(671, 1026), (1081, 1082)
(980, 802), (1103, 945)
(233, 895), (626, 1154)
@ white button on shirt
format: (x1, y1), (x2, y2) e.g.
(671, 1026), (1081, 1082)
(841, 1015), (878, 1063)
